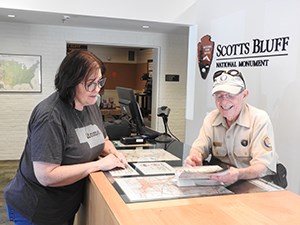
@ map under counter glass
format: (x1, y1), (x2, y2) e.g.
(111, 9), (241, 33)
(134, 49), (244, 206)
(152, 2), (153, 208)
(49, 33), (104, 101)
(106, 141), (283, 203)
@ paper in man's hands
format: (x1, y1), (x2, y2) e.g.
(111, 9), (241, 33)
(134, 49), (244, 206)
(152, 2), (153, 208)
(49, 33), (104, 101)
(175, 165), (228, 186)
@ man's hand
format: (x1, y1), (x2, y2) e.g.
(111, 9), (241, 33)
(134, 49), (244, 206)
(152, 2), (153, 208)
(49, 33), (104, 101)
(184, 149), (203, 167)
(209, 167), (239, 185)
(209, 163), (268, 185)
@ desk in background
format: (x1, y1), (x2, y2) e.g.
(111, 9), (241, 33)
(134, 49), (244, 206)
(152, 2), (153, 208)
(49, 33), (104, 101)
(100, 107), (122, 121)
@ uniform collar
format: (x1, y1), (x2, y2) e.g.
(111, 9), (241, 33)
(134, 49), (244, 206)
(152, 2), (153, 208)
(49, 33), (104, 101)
(212, 103), (250, 128)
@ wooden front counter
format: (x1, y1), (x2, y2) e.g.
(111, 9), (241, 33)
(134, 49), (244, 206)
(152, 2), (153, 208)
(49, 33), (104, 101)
(76, 172), (300, 225)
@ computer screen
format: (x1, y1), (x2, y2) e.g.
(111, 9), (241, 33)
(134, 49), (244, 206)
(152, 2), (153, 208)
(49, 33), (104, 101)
(116, 86), (145, 134)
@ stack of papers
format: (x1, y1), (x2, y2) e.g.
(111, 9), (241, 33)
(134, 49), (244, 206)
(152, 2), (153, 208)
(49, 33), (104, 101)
(175, 165), (228, 187)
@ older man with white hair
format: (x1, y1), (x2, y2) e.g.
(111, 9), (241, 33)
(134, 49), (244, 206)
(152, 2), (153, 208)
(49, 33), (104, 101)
(185, 69), (282, 186)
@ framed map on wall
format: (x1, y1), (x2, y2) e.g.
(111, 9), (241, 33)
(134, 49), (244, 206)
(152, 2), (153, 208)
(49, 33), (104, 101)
(0, 53), (42, 92)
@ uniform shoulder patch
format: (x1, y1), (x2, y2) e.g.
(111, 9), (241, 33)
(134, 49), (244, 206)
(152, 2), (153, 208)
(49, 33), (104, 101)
(261, 135), (272, 151)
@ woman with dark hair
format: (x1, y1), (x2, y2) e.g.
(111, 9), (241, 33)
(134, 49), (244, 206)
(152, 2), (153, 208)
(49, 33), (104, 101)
(4, 50), (127, 225)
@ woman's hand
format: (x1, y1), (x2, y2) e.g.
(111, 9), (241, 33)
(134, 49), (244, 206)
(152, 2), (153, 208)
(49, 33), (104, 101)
(97, 153), (127, 171)
(113, 151), (127, 167)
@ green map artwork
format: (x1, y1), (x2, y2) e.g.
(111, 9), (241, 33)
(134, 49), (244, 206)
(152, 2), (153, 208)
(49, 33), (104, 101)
(0, 54), (41, 92)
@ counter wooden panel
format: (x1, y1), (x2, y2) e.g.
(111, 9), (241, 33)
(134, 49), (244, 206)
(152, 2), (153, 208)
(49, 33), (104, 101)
(77, 172), (300, 225)
(76, 172), (135, 225)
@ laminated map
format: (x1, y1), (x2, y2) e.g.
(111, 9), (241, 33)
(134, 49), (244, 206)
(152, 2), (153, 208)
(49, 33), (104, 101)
(115, 175), (232, 202)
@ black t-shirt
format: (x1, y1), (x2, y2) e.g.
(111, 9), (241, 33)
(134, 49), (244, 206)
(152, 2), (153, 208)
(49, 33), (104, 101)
(4, 92), (107, 225)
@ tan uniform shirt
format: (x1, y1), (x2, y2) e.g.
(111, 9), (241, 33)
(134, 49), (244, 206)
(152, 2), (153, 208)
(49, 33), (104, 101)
(192, 103), (278, 173)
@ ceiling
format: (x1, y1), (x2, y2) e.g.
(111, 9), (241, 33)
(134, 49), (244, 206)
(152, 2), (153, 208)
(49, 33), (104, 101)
(0, 8), (190, 35)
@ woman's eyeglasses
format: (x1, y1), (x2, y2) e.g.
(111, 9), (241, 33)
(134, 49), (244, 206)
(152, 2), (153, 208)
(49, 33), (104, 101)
(85, 77), (107, 92)
(213, 69), (246, 87)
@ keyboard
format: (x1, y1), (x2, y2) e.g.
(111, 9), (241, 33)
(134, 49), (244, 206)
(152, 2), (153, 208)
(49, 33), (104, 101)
(140, 126), (161, 139)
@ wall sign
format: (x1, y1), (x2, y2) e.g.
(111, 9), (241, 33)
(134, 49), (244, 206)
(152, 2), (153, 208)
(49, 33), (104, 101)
(165, 74), (180, 82)
(67, 43), (88, 54)
(197, 35), (215, 79)
(198, 35), (290, 80)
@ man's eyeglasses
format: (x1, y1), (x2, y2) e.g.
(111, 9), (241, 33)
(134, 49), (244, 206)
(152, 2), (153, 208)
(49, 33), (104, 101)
(214, 91), (243, 101)
(213, 69), (246, 87)
(85, 77), (107, 92)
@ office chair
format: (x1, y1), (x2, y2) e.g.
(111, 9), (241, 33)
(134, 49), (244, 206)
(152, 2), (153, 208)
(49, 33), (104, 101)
(263, 163), (288, 188)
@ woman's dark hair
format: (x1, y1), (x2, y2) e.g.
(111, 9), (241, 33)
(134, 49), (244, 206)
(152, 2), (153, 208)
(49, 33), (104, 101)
(54, 50), (106, 107)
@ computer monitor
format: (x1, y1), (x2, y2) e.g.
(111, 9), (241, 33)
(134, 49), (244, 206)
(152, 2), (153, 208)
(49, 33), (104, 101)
(116, 86), (145, 135)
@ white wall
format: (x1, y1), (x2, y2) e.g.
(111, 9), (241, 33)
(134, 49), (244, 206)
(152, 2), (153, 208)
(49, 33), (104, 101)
(183, 0), (300, 194)
(0, 21), (188, 160)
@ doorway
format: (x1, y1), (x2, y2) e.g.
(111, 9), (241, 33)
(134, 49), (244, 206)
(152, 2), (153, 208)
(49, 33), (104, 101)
(67, 43), (158, 129)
